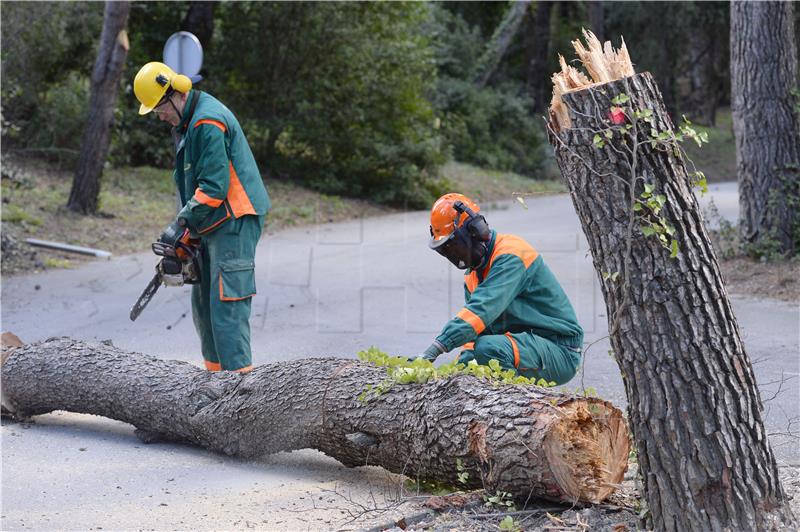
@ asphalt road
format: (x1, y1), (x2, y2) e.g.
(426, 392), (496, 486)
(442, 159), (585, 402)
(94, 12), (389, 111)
(2, 182), (798, 529)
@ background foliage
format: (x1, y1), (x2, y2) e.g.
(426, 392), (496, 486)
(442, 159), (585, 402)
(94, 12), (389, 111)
(2, 0), (778, 207)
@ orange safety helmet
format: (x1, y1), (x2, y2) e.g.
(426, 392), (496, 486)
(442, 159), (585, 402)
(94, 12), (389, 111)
(429, 193), (491, 269)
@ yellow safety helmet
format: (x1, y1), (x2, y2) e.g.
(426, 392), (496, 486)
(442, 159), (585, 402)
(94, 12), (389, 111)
(133, 62), (193, 115)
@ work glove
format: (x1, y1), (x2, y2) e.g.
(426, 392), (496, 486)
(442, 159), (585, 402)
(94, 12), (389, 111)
(417, 340), (446, 363)
(158, 218), (188, 247)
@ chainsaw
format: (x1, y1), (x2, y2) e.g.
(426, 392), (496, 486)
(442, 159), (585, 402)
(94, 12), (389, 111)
(129, 229), (201, 321)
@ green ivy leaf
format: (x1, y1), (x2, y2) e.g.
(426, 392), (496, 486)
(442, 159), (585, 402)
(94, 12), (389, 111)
(593, 133), (605, 149)
(611, 93), (630, 105)
(670, 239), (679, 258)
(641, 225), (656, 237)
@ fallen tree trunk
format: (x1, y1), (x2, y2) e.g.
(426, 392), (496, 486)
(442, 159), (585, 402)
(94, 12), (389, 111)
(1, 337), (628, 504)
(547, 31), (796, 530)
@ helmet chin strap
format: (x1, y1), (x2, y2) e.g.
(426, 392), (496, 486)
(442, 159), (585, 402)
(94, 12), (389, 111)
(169, 97), (183, 122)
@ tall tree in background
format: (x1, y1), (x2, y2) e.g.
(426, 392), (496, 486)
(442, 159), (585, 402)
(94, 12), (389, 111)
(67, 1), (130, 214)
(685, 2), (729, 126)
(586, 1), (604, 43)
(181, 1), (217, 51)
(474, 0), (531, 88)
(525, 1), (552, 113)
(731, 1), (800, 256)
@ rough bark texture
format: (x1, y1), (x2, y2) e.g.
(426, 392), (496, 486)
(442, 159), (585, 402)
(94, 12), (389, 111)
(1, 338), (629, 504)
(67, 1), (130, 214)
(731, 1), (800, 256)
(525, 1), (552, 113)
(548, 71), (796, 530)
(686, 9), (720, 126)
(181, 1), (217, 51)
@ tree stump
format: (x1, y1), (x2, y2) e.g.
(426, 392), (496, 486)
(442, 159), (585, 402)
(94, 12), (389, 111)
(1, 337), (629, 504)
(547, 31), (796, 531)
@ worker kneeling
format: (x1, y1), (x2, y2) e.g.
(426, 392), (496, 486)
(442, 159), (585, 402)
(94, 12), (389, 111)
(418, 194), (583, 386)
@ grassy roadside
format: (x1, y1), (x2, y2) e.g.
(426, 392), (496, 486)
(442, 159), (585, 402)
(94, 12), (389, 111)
(0, 157), (564, 275)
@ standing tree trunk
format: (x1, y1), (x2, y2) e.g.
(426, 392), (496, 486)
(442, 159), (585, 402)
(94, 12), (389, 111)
(548, 32), (796, 531)
(586, 1), (604, 44)
(685, 3), (721, 126)
(181, 1), (217, 51)
(1, 337), (630, 505)
(525, 0), (552, 113)
(731, 1), (800, 257)
(475, 0), (531, 88)
(67, 1), (130, 214)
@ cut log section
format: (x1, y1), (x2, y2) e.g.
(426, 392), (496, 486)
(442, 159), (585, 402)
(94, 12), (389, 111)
(1, 337), (629, 504)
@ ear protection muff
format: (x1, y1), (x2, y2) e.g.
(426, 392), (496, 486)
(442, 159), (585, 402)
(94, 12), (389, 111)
(155, 72), (192, 94)
(453, 201), (491, 242)
(171, 74), (192, 93)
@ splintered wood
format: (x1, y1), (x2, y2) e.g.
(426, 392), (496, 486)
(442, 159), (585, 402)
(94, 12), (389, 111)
(544, 401), (629, 503)
(550, 29), (636, 132)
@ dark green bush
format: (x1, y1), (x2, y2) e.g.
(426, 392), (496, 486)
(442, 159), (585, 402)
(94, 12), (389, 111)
(436, 79), (545, 176)
(428, 5), (546, 177)
(205, 2), (447, 208)
(1, 2), (102, 160)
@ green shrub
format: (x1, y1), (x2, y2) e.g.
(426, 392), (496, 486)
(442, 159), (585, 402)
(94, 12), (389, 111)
(428, 6), (546, 177)
(204, 2), (447, 208)
(1, 2), (102, 159)
(27, 72), (90, 155)
(436, 79), (545, 176)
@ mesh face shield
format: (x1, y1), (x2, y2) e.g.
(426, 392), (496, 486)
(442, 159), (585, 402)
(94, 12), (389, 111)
(430, 229), (487, 270)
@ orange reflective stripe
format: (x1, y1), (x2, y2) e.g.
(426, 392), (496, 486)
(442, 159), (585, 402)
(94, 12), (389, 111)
(204, 360), (222, 371)
(465, 272), (479, 293)
(194, 187), (223, 208)
(194, 119), (226, 133)
(505, 332), (520, 368)
(461, 342), (475, 351)
(197, 202), (231, 235)
(218, 273), (256, 302)
(482, 234), (539, 278)
(456, 308), (485, 334)
(234, 365), (253, 374)
(227, 162), (256, 218)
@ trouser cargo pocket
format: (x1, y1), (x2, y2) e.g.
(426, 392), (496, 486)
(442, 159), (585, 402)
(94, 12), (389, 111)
(218, 259), (256, 301)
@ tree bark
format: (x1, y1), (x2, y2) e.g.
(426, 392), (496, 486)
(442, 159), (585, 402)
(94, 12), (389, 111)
(67, 1), (130, 215)
(475, 0), (531, 88)
(181, 1), (217, 51)
(1, 337), (629, 505)
(548, 35), (796, 531)
(731, 1), (800, 256)
(685, 3), (723, 127)
(525, 0), (552, 113)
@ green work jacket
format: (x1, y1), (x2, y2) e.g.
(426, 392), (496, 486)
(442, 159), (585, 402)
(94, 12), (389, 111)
(435, 231), (584, 352)
(173, 90), (270, 235)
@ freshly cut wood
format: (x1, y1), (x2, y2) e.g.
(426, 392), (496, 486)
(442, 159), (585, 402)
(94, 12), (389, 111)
(547, 33), (796, 530)
(549, 29), (634, 132)
(1, 337), (629, 504)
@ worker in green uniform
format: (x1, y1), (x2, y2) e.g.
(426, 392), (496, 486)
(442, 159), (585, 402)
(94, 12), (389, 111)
(133, 62), (270, 373)
(417, 193), (583, 385)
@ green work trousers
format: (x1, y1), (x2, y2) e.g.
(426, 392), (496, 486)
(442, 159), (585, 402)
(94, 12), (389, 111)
(457, 331), (582, 385)
(191, 214), (264, 371)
